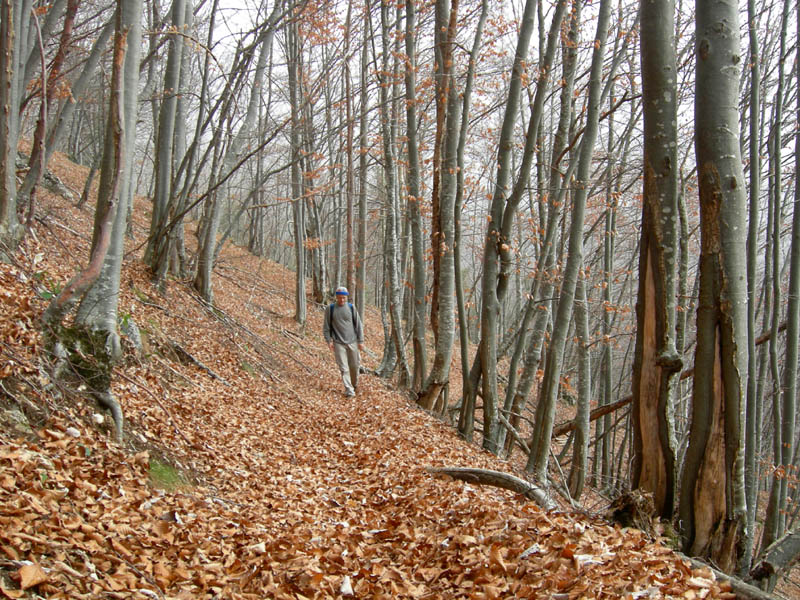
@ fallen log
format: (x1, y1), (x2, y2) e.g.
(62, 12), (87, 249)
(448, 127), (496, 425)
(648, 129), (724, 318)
(750, 529), (800, 585)
(425, 466), (557, 510)
(680, 554), (785, 600)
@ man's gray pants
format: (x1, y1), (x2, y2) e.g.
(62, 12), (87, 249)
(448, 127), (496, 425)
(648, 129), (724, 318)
(333, 341), (360, 395)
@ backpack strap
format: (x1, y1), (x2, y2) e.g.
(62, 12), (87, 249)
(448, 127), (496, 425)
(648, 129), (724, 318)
(327, 303), (336, 341)
(329, 302), (358, 343)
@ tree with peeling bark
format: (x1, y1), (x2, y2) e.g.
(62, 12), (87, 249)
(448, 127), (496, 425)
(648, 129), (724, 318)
(631, 0), (681, 519)
(678, 0), (749, 573)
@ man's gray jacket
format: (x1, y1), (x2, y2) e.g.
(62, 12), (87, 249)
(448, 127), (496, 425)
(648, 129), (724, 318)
(324, 303), (364, 345)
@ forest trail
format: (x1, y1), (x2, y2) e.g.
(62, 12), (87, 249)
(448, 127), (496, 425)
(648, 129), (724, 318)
(1, 152), (741, 598)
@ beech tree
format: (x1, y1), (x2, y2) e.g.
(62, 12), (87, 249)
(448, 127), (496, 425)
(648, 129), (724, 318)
(0, 0), (21, 252)
(473, 0), (568, 454)
(41, 4), (127, 440)
(678, 0), (749, 573)
(631, 0), (681, 519)
(526, 0), (611, 482)
(75, 0), (144, 347)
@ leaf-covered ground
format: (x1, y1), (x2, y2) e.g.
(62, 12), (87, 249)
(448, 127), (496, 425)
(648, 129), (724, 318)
(1, 152), (740, 598)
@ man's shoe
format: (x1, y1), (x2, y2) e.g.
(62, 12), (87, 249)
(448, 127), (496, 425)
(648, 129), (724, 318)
(345, 390), (355, 397)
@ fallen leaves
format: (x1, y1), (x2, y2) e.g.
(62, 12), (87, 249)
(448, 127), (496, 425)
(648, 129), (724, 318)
(0, 157), (742, 598)
(17, 564), (47, 590)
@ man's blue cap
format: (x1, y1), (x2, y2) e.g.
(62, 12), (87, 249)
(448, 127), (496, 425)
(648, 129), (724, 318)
(335, 286), (349, 296)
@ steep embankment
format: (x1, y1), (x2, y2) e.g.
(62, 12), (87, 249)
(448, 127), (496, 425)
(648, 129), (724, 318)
(0, 152), (737, 598)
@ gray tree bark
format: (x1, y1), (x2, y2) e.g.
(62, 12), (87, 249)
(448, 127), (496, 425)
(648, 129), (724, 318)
(378, 0), (410, 386)
(631, 0), (681, 519)
(678, 0), (750, 573)
(526, 0), (611, 482)
(492, 0), (578, 453)
(418, 0), (460, 410)
(288, 16), (306, 325)
(477, 0), (568, 454)
(195, 0), (281, 303)
(145, 0), (187, 284)
(76, 0), (144, 348)
(404, 0), (428, 393)
(743, 0), (763, 568)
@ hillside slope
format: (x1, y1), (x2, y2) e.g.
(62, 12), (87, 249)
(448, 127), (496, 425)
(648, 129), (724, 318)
(1, 153), (740, 598)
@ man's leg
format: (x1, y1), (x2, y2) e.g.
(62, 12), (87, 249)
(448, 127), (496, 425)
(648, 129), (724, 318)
(345, 342), (360, 390)
(333, 343), (355, 395)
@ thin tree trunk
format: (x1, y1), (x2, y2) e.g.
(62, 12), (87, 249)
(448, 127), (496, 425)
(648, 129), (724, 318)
(568, 273), (591, 499)
(743, 0), (763, 568)
(378, 0), (410, 387)
(526, 0), (610, 482)
(145, 0), (187, 285)
(0, 0), (19, 251)
(288, 17), (306, 325)
(355, 0), (370, 317)
(478, 0), (568, 454)
(404, 0), (428, 393)
(455, 0), (488, 436)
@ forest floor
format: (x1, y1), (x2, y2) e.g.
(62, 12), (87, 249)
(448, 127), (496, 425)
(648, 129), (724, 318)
(0, 150), (778, 599)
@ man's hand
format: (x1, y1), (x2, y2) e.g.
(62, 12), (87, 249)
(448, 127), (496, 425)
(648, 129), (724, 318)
(358, 343), (365, 351)
(328, 341), (334, 351)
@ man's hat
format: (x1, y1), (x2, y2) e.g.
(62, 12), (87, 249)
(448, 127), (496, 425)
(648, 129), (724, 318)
(335, 286), (349, 296)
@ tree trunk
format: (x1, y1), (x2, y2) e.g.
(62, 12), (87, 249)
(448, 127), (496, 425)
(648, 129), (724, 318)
(418, 0), (460, 410)
(454, 0), (488, 435)
(678, 0), (749, 573)
(0, 0), (24, 251)
(75, 0), (144, 345)
(41, 6), (126, 439)
(195, 2), (282, 303)
(19, 0), (79, 211)
(743, 0), (762, 569)
(568, 274), (590, 499)
(526, 0), (610, 482)
(478, 0), (568, 454)
(288, 17), (306, 325)
(378, 0), (410, 387)
(496, 0), (579, 454)
(145, 0), (187, 285)
(404, 0), (428, 393)
(631, 0), (681, 519)
(760, 0), (792, 568)
(354, 0), (370, 317)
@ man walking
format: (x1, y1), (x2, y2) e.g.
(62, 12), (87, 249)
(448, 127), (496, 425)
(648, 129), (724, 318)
(323, 287), (365, 397)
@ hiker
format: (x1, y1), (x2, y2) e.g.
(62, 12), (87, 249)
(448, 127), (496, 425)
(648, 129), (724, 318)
(323, 286), (365, 397)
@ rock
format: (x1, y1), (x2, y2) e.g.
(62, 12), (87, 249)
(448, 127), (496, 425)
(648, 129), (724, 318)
(0, 408), (31, 435)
